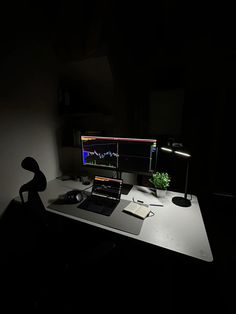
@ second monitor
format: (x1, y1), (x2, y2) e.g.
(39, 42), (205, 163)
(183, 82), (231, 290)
(80, 135), (158, 175)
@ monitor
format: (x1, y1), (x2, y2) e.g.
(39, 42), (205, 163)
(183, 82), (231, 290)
(80, 135), (157, 175)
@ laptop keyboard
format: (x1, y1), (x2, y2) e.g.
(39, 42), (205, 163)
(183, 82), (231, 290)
(78, 196), (119, 216)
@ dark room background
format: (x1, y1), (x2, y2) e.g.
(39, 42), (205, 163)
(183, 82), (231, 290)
(0, 1), (235, 213)
(1, 2), (236, 313)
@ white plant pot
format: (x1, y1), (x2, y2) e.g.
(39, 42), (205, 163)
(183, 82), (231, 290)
(156, 189), (167, 198)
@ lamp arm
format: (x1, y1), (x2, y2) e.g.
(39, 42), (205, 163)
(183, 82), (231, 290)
(184, 159), (190, 199)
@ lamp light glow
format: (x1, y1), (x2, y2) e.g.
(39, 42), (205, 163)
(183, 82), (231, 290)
(174, 151), (191, 158)
(161, 147), (173, 152)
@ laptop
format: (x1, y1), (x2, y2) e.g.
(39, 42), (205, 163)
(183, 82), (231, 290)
(78, 176), (123, 216)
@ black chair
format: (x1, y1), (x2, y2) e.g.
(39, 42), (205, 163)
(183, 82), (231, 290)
(18, 156), (50, 230)
(0, 158), (118, 311)
(0, 157), (55, 266)
(1, 157), (117, 269)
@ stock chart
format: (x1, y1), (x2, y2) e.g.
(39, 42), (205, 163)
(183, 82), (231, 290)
(82, 139), (118, 169)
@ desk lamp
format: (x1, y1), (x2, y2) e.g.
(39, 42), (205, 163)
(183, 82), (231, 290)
(161, 147), (191, 207)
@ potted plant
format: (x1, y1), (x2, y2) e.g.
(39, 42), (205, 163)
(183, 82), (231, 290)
(149, 171), (171, 198)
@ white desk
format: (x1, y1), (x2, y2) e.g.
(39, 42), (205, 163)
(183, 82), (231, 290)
(42, 179), (213, 262)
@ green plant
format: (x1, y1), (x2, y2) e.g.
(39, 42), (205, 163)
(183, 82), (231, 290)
(149, 171), (171, 190)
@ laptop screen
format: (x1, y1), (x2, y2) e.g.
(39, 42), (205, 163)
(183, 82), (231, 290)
(92, 176), (123, 201)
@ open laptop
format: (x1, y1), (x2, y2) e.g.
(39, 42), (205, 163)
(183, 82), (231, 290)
(78, 176), (123, 216)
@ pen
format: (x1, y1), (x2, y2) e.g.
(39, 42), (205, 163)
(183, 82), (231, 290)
(132, 197), (143, 203)
(132, 198), (147, 205)
(137, 200), (143, 203)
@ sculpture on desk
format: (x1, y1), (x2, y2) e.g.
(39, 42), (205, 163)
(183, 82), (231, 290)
(19, 157), (47, 221)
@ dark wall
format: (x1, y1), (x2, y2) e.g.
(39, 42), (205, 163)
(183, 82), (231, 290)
(1, 1), (235, 197)
(56, 2), (235, 196)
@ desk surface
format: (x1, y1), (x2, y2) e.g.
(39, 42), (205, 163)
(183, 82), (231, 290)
(42, 179), (213, 262)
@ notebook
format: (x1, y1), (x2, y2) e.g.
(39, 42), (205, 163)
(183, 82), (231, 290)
(78, 176), (123, 216)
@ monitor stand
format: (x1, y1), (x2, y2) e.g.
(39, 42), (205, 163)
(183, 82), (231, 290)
(121, 183), (133, 195)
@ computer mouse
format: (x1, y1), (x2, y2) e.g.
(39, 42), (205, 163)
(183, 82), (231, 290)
(64, 190), (83, 204)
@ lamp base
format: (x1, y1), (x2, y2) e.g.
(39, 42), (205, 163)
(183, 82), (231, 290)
(172, 196), (191, 207)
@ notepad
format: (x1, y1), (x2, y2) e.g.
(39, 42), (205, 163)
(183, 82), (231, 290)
(123, 202), (151, 219)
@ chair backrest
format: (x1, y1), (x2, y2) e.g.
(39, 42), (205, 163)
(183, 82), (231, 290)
(19, 157), (48, 229)
(19, 156), (47, 204)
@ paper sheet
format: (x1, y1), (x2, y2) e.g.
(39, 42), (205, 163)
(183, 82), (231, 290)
(132, 186), (163, 206)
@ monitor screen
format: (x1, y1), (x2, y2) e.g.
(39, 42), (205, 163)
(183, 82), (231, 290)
(81, 135), (157, 174)
(92, 176), (123, 200)
(81, 136), (118, 169)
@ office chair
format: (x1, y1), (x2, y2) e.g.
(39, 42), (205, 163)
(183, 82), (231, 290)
(1, 160), (117, 312)
(0, 157), (50, 241)
(18, 156), (54, 231)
